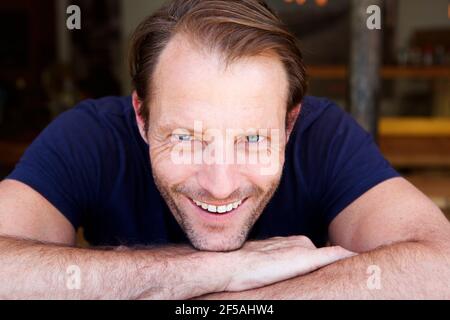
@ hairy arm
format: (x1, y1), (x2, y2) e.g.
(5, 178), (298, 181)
(197, 178), (450, 299)
(0, 236), (227, 300)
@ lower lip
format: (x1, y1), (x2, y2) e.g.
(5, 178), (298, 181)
(185, 196), (247, 222)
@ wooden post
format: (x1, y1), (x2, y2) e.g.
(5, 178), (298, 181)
(350, 0), (383, 139)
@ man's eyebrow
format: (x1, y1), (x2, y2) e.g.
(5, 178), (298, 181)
(156, 122), (196, 134)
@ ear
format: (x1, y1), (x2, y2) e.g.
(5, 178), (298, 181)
(132, 91), (149, 144)
(286, 103), (301, 142)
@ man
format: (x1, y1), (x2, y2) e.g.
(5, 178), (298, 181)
(0, 0), (449, 300)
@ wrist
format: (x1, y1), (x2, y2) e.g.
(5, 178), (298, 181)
(134, 247), (233, 299)
(189, 250), (235, 294)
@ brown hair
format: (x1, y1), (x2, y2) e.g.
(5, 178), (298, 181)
(129, 0), (307, 131)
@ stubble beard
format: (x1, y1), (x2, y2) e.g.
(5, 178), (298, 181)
(152, 172), (282, 252)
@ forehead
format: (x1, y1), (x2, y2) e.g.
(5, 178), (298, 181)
(150, 33), (289, 130)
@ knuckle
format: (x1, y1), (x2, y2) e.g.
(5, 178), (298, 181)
(296, 235), (314, 246)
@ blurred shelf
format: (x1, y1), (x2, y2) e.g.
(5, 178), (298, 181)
(380, 117), (450, 137)
(379, 117), (450, 168)
(382, 66), (450, 79)
(308, 65), (450, 79)
(405, 173), (450, 214)
(406, 173), (450, 199)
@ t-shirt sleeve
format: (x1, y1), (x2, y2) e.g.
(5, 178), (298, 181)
(304, 100), (400, 226)
(6, 101), (105, 229)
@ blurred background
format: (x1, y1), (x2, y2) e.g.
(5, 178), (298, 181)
(0, 0), (449, 219)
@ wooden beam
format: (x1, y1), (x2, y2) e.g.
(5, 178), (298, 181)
(350, 0), (383, 138)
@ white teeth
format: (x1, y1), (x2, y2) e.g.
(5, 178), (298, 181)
(192, 198), (244, 214)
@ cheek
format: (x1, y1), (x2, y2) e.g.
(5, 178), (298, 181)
(239, 164), (282, 191)
(149, 146), (198, 187)
(239, 145), (286, 181)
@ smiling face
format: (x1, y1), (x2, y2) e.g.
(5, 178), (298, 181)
(133, 34), (291, 251)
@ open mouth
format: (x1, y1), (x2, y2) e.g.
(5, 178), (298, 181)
(189, 197), (246, 215)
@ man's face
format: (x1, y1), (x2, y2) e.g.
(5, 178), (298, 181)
(140, 34), (290, 251)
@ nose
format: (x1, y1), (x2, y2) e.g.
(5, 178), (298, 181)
(197, 163), (238, 200)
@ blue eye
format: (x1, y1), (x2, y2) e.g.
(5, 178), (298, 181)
(247, 135), (263, 143)
(173, 134), (193, 142)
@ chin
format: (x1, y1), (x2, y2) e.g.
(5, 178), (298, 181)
(188, 232), (247, 252)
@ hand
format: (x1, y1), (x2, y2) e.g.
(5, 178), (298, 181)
(223, 235), (356, 292)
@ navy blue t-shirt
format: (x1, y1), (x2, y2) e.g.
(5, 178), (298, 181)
(7, 96), (399, 247)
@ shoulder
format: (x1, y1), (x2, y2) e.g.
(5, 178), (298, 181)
(289, 96), (368, 159)
(69, 95), (133, 125)
(288, 96), (399, 225)
(295, 96), (358, 137)
(23, 95), (140, 173)
(43, 96), (136, 145)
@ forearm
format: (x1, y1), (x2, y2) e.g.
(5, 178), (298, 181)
(198, 241), (450, 299)
(0, 236), (225, 300)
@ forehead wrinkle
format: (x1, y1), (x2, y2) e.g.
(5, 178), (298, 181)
(153, 99), (285, 132)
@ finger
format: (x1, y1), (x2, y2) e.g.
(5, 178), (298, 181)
(267, 235), (316, 249)
(306, 246), (357, 271)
